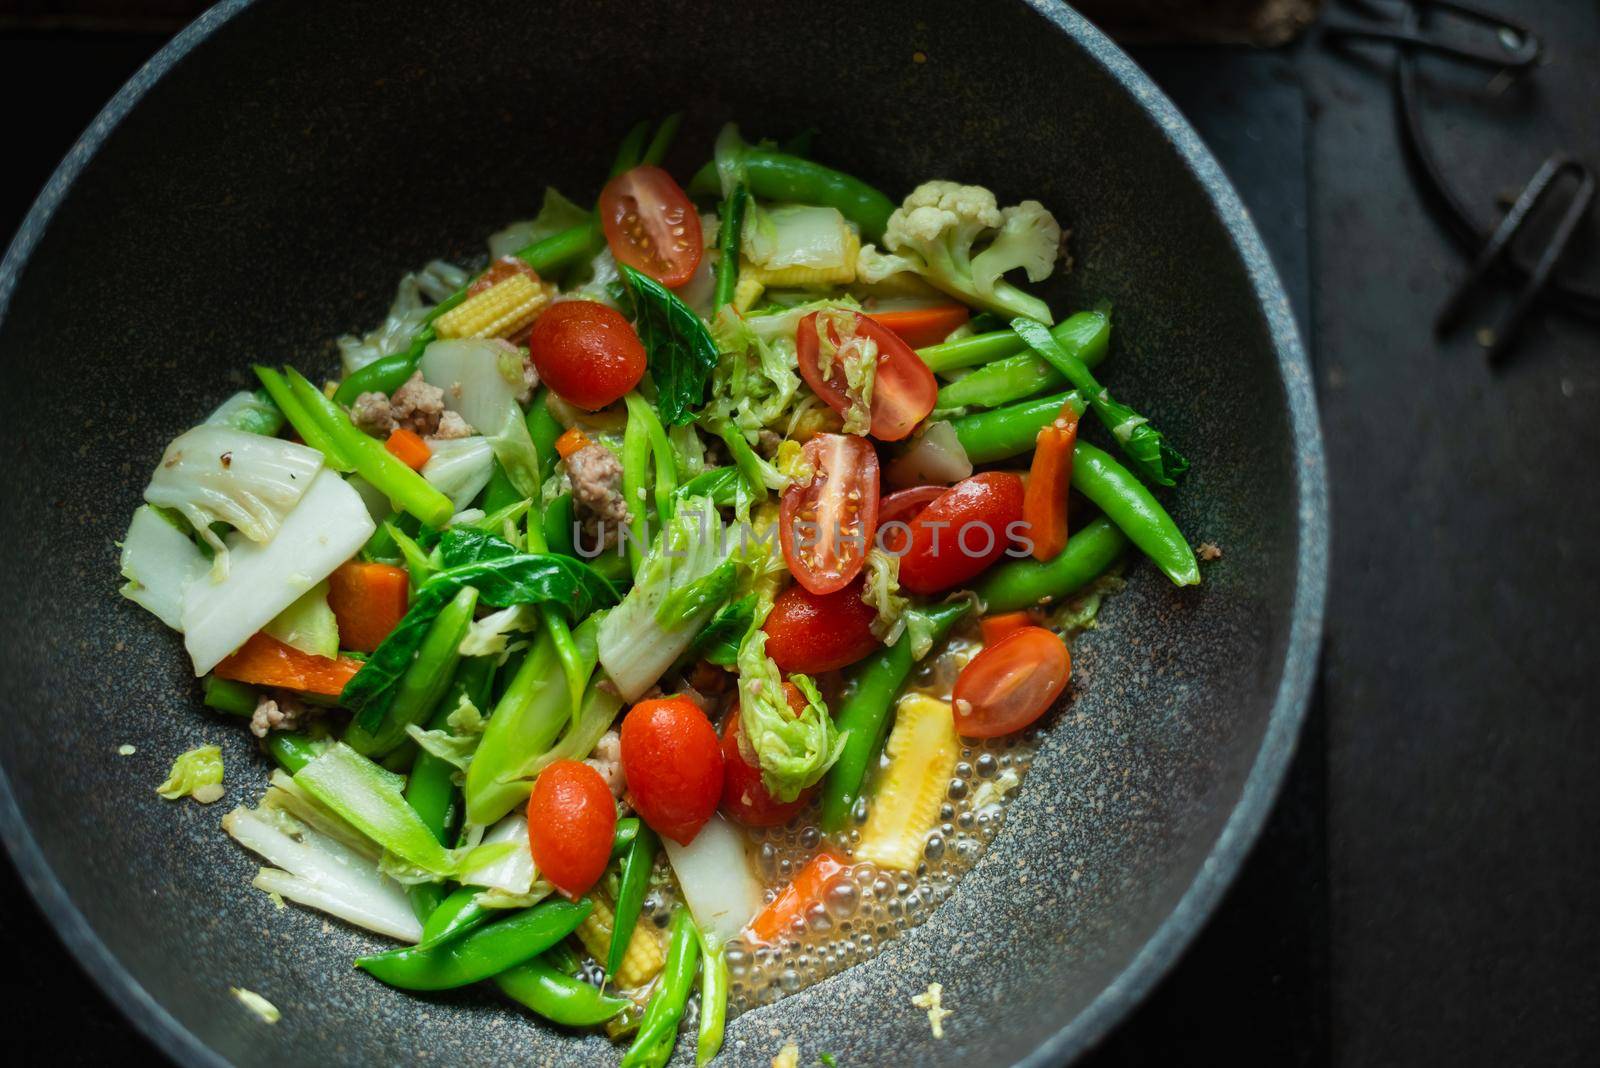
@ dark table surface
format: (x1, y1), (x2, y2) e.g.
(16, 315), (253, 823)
(3, 2), (1597, 1064)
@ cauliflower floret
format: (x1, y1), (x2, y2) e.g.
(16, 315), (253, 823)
(858, 180), (1060, 323)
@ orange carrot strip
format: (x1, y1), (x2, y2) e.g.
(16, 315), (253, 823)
(384, 428), (432, 471)
(326, 561), (411, 653)
(980, 610), (1039, 646)
(213, 633), (362, 696)
(745, 852), (848, 946)
(555, 426), (593, 461)
(865, 305), (970, 348)
(1022, 401), (1080, 561)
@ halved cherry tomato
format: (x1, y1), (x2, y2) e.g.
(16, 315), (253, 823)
(720, 687), (815, 827)
(468, 255), (540, 296)
(598, 164), (703, 288)
(620, 696), (724, 845)
(763, 577), (881, 674)
(866, 305), (971, 348)
(527, 760), (617, 899)
(980, 610), (1039, 646)
(952, 625), (1072, 738)
(527, 300), (646, 411)
(779, 433), (880, 595)
(897, 472), (1027, 595)
(795, 310), (937, 441)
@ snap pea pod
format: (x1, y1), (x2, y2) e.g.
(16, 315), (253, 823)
(696, 935), (728, 1067)
(331, 225), (599, 404)
(418, 885), (492, 946)
(621, 907), (700, 1068)
(918, 307), (1111, 373)
(546, 941), (584, 976)
(356, 899), (591, 991)
(712, 181), (749, 313)
(688, 150), (895, 242)
(345, 585), (478, 757)
(949, 390), (1080, 464)
(935, 311), (1109, 410)
(819, 601), (972, 833)
(542, 493), (577, 557)
(496, 959), (631, 1027)
(611, 817), (641, 859)
(606, 824), (659, 980)
(277, 367), (455, 528)
(265, 731), (320, 775)
(202, 676), (256, 717)
(481, 462), (521, 515)
(253, 366), (354, 470)
(973, 515), (1130, 613)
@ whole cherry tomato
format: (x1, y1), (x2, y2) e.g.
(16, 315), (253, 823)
(598, 165), (704, 288)
(897, 472), (1026, 594)
(778, 433), (880, 595)
(720, 686), (814, 827)
(763, 577), (881, 674)
(527, 300), (646, 411)
(951, 626), (1072, 738)
(620, 695), (724, 845)
(795, 310), (937, 441)
(527, 760), (617, 899)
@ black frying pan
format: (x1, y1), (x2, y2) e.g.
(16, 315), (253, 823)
(0, 1), (1326, 1064)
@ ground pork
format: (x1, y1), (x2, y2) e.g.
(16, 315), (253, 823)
(432, 410), (474, 440)
(249, 691), (313, 739)
(350, 391), (397, 436)
(566, 442), (631, 548)
(390, 370), (447, 435)
(584, 729), (626, 799)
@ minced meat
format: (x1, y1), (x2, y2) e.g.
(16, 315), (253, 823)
(566, 442), (631, 547)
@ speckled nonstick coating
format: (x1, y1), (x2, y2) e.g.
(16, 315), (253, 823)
(0, 1), (1326, 1064)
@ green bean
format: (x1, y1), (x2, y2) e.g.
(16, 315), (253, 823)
(819, 601), (971, 832)
(973, 515), (1130, 612)
(496, 958), (631, 1027)
(917, 327), (1027, 374)
(611, 817), (641, 859)
(621, 396), (652, 572)
(253, 366), (354, 470)
(607, 824), (659, 980)
(949, 390), (1079, 464)
(345, 585), (478, 757)
(712, 182), (749, 313)
(689, 151), (895, 242)
(526, 389), (564, 484)
(265, 732), (319, 775)
(202, 676), (256, 717)
(641, 113), (683, 167)
(356, 899), (591, 991)
(621, 907), (700, 1068)
(936, 311), (1109, 410)
(282, 368), (455, 528)
(696, 935), (728, 1067)
(419, 886), (491, 946)
(1070, 444), (1199, 585)
(331, 226), (598, 405)
(611, 120), (652, 177)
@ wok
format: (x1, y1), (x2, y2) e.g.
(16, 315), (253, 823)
(0, 1), (1326, 1064)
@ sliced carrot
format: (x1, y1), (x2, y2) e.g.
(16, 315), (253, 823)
(384, 427), (432, 471)
(327, 561), (410, 653)
(980, 610), (1039, 645)
(213, 633), (362, 696)
(1023, 401), (1080, 561)
(745, 851), (848, 946)
(867, 305), (971, 349)
(554, 426), (593, 461)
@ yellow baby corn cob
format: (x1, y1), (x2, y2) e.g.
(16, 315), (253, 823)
(732, 273), (766, 312)
(742, 229), (860, 290)
(432, 273), (548, 340)
(856, 694), (961, 872)
(576, 893), (664, 989)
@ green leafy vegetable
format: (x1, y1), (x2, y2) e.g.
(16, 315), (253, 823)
(620, 264), (719, 425)
(735, 622), (845, 802)
(1010, 317), (1189, 487)
(292, 742), (460, 877)
(655, 561), (738, 629)
(156, 745), (224, 803)
(685, 594), (759, 667)
(263, 580), (339, 660)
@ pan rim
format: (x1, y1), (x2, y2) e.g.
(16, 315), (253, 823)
(0, 2), (1328, 1065)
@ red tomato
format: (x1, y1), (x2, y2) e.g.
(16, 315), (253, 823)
(763, 577), (881, 674)
(467, 255), (540, 296)
(720, 689), (815, 827)
(876, 485), (946, 553)
(795, 311), (937, 441)
(527, 760), (617, 899)
(527, 300), (646, 411)
(866, 305), (971, 348)
(598, 165), (703, 287)
(952, 626), (1072, 738)
(620, 696), (724, 845)
(779, 434), (880, 595)
(897, 472), (1026, 595)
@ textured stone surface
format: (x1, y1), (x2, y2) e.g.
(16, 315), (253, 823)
(0, 1), (1324, 1065)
